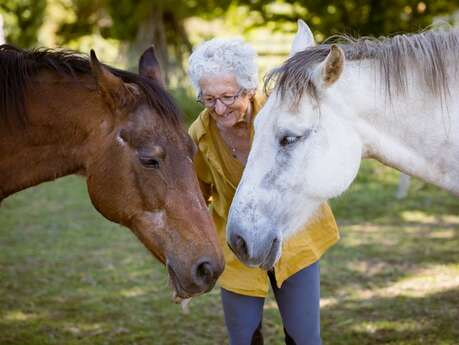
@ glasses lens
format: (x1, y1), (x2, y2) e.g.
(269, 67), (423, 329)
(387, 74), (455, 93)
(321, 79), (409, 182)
(199, 89), (244, 108)
(204, 99), (216, 107)
(198, 96), (214, 108)
(220, 96), (236, 106)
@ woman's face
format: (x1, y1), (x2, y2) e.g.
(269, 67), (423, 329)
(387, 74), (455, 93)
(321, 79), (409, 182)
(199, 73), (254, 128)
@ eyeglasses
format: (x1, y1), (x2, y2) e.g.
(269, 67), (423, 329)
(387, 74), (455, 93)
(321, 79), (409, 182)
(197, 88), (245, 108)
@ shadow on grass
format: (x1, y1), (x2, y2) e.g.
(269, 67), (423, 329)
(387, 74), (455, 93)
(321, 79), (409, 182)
(322, 288), (459, 345)
(321, 221), (459, 294)
(0, 243), (227, 345)
(1, 162), (458, 345)
(331, 160), (459, 224)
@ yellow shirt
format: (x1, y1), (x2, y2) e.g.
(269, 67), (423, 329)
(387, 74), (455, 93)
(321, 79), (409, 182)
(189, 95), (339, 297)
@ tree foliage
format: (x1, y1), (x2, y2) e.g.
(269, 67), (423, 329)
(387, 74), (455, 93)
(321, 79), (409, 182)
(0, 0), (46, 47)
(56, 0), (232, 81)
(241, 0), (459, 39)
(1, 0), (458, 80)
(55, 0), (459, 79)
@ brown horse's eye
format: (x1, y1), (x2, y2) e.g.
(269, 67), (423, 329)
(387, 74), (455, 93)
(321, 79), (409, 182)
(119, 129), (129, 142)
(139, 157), (160, 169)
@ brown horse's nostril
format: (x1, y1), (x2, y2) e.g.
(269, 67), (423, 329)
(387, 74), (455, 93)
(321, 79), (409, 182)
(192, 258), (214, 289)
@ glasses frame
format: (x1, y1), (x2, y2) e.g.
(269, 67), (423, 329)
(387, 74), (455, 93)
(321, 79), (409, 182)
(197, 88), (245, 109)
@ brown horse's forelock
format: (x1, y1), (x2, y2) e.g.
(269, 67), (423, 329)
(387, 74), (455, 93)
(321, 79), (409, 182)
(0, 44), (182, 128)
(265, 28), (459, 108)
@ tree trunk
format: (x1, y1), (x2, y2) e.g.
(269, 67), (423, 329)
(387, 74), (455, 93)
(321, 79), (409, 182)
(0, 15), (5, 44)
(122, 4), (169, 83)
(121, 4), (192, 87)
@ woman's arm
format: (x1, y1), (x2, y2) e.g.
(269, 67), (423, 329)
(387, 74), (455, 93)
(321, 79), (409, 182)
(189, 123), (213, 206)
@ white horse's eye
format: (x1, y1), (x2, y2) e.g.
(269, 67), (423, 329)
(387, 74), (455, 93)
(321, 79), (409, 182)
(279, 129), (312, 147)
(280, 135), (301, 147)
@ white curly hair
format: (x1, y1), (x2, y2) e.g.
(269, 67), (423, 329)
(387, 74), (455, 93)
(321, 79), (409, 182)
(188, 38), (259, 96)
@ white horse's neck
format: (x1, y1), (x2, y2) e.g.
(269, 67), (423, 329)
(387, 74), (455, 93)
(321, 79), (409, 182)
(338, 59), (459, 195)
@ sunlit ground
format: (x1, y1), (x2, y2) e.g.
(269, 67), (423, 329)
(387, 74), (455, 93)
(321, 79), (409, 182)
(0, 161), (458, 345)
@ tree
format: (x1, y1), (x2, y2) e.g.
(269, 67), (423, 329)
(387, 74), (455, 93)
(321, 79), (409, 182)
(56, 0), (233, 82)
(0, 0), (46, 47)
(3, 0), (458, 80)
(239, 0), (459, 39)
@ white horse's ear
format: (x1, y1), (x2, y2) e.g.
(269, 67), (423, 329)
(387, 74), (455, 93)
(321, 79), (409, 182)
(312, 44), (345, 88)
(289, 20), (315, 57)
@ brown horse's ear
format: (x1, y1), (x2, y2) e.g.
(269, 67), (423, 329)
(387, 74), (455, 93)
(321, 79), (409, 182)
(90, 50), (135, 110)
(139, 46), (165, 87)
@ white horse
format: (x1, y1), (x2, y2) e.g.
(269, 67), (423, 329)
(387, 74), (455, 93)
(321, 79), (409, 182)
(227, 20), (459, 270)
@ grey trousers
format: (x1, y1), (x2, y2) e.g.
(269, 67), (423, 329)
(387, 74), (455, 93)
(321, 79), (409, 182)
(220, 261), (322, 345)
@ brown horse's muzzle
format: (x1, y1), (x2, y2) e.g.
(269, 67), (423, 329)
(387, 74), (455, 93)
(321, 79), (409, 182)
(132, 210), (224, 299)
(167, 255), (224, 299)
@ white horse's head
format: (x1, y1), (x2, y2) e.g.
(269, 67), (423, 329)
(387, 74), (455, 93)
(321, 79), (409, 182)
(227, 20), (363, 269)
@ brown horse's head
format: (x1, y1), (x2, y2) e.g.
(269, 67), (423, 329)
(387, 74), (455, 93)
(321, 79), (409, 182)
(85, 48), (224, 299)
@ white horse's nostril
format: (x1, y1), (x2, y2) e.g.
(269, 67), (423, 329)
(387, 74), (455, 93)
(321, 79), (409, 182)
(261, 236), (281, 270)
(235, 235), (248, 258)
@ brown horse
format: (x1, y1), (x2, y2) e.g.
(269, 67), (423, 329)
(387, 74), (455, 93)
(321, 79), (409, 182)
(0, 45), (224, 299)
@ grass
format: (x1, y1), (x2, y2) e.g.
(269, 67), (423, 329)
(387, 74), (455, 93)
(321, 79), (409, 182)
(0, 160), (458, 345)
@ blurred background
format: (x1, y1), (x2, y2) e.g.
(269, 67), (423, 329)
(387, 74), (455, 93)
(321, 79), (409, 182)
(1, 0), (459, 122)
(1, 1), (458, 345)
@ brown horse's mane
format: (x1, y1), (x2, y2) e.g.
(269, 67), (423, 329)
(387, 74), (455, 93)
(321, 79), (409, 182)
(0, 44), (182, 128)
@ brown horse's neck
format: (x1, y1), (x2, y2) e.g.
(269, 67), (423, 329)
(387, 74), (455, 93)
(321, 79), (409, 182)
(0, 71), (111, 201)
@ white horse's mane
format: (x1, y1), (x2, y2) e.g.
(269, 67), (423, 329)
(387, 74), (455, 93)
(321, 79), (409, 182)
(265, 28), (459, 108)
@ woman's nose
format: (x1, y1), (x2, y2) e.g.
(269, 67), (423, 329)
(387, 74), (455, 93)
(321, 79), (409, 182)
(214, 99), (227, 115)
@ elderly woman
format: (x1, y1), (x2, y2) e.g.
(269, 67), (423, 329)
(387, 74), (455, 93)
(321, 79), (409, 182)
(188, 38), (339, 345)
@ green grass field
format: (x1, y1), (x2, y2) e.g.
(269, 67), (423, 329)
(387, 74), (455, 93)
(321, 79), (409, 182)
(1, 161), (458, 345)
